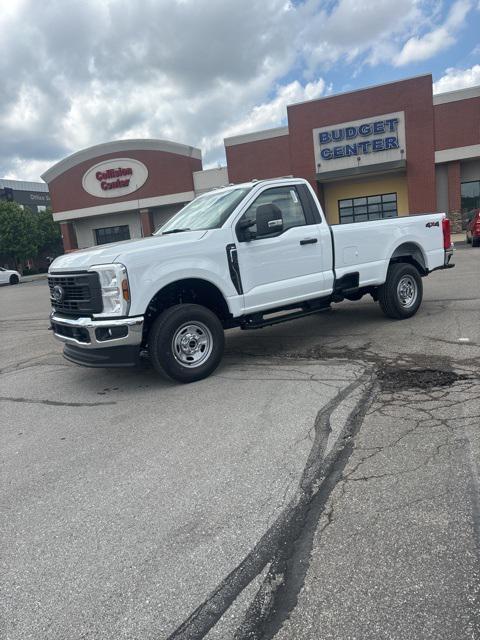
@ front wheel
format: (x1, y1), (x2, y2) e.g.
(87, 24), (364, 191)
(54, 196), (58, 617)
(9, 274), (19, 285)
(378, 263), (423, 320)
(148, 304), (225, 383)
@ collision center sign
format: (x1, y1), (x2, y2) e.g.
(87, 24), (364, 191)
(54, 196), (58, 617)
(82, 158), (148, 198)
(313, 111), (406, 174)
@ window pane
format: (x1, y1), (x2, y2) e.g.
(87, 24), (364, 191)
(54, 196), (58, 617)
(353, 197), (367, 206)
(383, 202), (397, 212)
(354, 205), (368, 215)
(340, 215), (353, 224)
(95, 225), (130, 245)
(241, 186), (306, 236)
(368, 203), (381, 214)
(368, 212), (381, 220)
(461, 181), (480, 212)
(339, 199), (353, 208)
(382, 193), (397, 203)
(354, 213), (368, 222)
(367, 195), (381, 204)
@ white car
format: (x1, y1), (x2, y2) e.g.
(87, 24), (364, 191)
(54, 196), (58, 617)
(0, 267), (21, 285)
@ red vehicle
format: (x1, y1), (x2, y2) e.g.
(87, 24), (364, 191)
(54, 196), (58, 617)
(466, 209), (480, 247)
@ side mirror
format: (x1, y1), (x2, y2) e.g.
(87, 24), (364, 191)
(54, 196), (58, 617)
(256, 204), (283, 237)
(238, 218), (256, 242)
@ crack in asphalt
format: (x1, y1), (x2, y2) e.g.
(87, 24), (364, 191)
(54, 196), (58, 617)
(165, 371), (376, 640)
(0, 396), (116, 407)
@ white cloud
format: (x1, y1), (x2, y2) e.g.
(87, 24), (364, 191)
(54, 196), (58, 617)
(0, 0), (476, 181)
(395, 0), (471, 66)
(3, 158), (53, 182)
(300, 0), (423, 73)
(433, 64), (480, 93)
(205, 78), (327, 154)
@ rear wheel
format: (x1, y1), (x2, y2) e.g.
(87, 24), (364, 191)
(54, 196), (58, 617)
(148, 303), (225, 383)
(378, 263), (423, 320)
(9, 274), (19, 285)
(473, 237), (479, 247)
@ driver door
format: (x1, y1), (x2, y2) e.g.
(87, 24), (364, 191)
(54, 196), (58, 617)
(235, 185), (328, 314)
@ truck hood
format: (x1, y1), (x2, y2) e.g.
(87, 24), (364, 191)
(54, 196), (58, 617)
(49, 230), (208, 272)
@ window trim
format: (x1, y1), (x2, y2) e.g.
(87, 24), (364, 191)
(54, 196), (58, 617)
(337, 192), (398, 224)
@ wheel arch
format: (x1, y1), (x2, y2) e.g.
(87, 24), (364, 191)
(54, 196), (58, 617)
(389, 241), (428, 276)
(143, 277), (234, 340)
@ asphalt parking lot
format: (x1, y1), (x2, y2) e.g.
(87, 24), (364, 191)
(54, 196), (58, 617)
(1, 244), (479, 640)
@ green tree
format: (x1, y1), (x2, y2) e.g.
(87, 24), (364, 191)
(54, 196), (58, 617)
(37, 208), (62, 256)
(0, 202), (39, 271)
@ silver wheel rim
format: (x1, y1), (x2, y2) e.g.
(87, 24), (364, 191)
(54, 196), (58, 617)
(397, 275), (417, 308)
(172, 321), (213, 368)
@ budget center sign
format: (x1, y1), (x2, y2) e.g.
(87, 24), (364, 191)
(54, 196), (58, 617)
(313, 111), (406, 174)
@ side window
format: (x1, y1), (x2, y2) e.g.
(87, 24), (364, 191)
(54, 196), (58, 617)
(239, 186), (307, 238)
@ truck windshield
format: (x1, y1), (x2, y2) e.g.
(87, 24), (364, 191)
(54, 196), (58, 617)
(156, 187), (251, 234)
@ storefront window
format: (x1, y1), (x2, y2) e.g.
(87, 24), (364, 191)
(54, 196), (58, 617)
(338, 193), (397, 224)
(95, 225), (130, 245)
(461, 181), (480, 213)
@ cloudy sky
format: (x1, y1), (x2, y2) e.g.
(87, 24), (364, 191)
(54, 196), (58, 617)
(1, 0), (479, 181)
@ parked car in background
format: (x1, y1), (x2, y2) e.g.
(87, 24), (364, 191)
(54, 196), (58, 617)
(0, 267), (21, 285)
(466, 209), (480, 246)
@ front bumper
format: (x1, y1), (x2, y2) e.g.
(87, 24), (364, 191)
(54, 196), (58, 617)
(50, 313), (144, 348)
(50, 313), (144, 367)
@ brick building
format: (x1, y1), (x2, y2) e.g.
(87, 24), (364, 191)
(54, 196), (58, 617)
(42, 74), (480, 252)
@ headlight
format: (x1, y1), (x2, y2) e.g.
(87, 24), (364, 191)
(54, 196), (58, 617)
(89, 263), (130, 317)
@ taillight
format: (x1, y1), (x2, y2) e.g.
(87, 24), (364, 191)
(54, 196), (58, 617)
(442, 217), (451, 250)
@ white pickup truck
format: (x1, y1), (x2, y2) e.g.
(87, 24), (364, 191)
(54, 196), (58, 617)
(48, 177), (454, 382)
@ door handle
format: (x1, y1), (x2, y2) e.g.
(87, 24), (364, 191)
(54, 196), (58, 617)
(300, 238), (318, 245)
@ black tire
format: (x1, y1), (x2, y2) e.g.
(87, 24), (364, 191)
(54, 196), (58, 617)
(378, 263), (423, 320)
(148, 304), (225, 383)
(9, 274), (19, 285)
(473, 238), (479, 248)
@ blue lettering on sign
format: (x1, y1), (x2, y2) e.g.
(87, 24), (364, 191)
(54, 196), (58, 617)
(319, 131), (331, 144)
(318, 117), (400, 161)
(358, 123), (371, 137)
(384, 136), (399, 149)
(345, 144), (357, 157)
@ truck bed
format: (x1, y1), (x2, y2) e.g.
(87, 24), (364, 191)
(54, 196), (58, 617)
(330, 213), (446, 287)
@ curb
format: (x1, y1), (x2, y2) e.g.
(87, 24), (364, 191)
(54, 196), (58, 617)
(21, 274), (48, 283)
